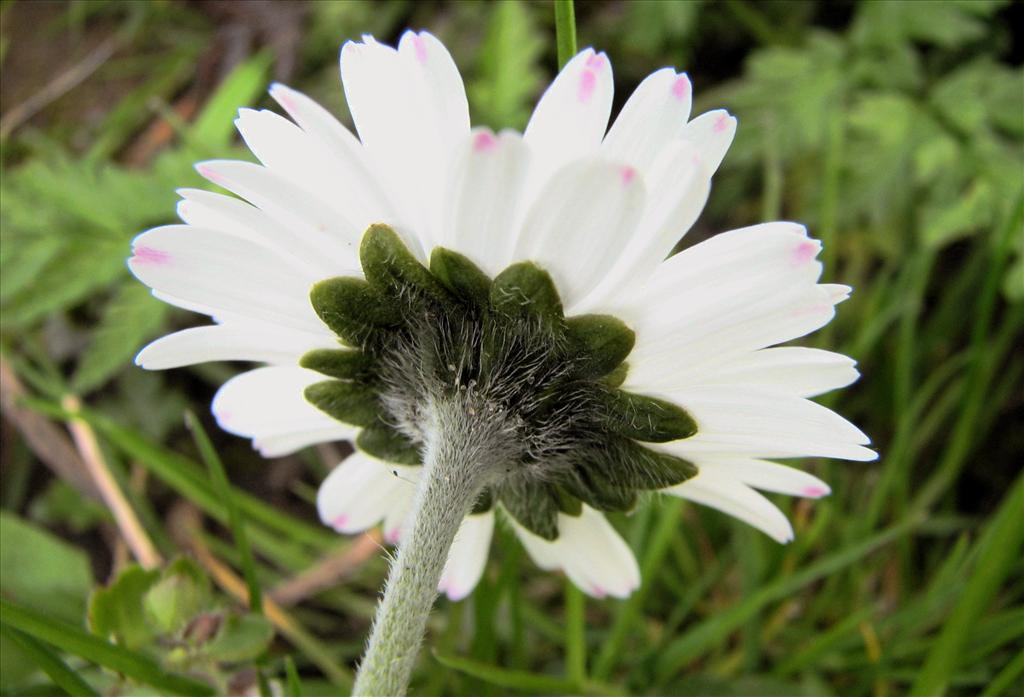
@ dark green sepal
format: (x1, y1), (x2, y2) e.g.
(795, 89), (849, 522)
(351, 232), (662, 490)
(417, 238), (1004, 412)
(500, 480), (560, 540)
(583, 436), (698, 490)
(309, 277), (402, 347)
(471, 488), (493, 515)
(554, 487), (583, 516)
(429, 247), (492, 307)
(360, 224), (447, 301)
(355, 424), (421, 465)
(304, 380), (381, 428)
(300, 349), (376, 382)
(490, 262), (563, 321)
(561, 467), (638, 513)
(598, 389), (698, 443)
(565, 314), (635, 378)
(603, 362), (629, 388)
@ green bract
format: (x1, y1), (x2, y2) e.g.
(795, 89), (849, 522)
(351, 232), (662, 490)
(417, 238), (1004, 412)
(304, 224), (699, 540)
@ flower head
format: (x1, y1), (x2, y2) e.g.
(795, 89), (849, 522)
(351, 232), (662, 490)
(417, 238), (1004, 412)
(130, 31), (876, 601)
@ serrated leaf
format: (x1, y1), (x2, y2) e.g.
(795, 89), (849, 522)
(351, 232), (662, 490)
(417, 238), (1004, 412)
(72, 281), (171, 393)
(0, 238), (126, 328)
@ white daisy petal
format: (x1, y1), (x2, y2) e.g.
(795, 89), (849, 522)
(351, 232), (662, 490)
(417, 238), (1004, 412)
(523, 49), (614, 201)
(255, 427), (355, 458)
(193, 160), (364, 271)
(234, 108), (393, 232)
(212, 366), (354, 454)
(128, 225), (324, 332)
(340, 31), (469, 249)
(381, 474), (419, 545)
(581, 140), (710, 310)
(135, 324), (336, 369)
(514, 506), (640, 598)
(679, 109), (737, 175)
(689, 347), (860, 398)
(317, 453), (418, 533)
(439, 128), (530, 273)
(438, 511), (495, 601)
(666, 471), (794, 543)
(654, 387), (877, 462)
(602, 68), (692, 171)
(514, 157), (645, 307)
(695, 457), (831, 498)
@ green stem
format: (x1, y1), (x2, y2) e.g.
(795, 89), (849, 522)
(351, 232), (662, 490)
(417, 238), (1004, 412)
(352, 405), (496, 697)
(553, 0), (577, 69)
(565, 581), (586, 683)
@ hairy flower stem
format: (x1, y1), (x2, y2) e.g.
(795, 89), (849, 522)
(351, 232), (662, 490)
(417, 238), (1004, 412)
(353, 398), (509, 696)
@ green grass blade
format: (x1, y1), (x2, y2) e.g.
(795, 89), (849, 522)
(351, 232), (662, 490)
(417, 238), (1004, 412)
(594, 498), (683, 680)
(655, 515), (923, 682)
(0, 598), (214, 696)
(1, 625), (100, 697)
(185, 411), (262, 614)
(434, 651), (579, 694)
(978, 649), (1024, 697)
(909, 473), (1024, 697)
(285, 655), (304, 697)
(564, 580), (586, 683)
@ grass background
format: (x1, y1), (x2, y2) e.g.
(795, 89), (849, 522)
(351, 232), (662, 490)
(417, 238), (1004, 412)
(1, 1), (1022, 695)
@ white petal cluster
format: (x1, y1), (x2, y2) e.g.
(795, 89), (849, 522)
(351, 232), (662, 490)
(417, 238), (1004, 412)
(130, 31), (875, 600)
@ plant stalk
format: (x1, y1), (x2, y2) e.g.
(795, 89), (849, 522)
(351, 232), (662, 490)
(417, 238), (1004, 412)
(352, 402), (496, 696)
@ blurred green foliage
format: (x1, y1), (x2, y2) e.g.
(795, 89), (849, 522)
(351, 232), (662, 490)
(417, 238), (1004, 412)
(1, 1), (1021, 695)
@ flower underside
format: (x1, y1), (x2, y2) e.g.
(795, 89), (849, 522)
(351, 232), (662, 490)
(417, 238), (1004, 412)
(302, 224), (699, 540)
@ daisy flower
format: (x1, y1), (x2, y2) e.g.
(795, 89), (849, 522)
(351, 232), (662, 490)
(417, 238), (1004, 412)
(129, 31), (875, 608)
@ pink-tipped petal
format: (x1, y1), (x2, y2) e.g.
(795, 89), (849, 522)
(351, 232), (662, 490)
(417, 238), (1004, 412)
(131, 246), (171, 265)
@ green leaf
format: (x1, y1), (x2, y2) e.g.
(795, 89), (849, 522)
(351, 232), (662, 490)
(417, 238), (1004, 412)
(0, 512), (93, 624)
(88, 565), (161, 650)
(201, 614), (274, 663)
(304, 380), (381, 428)
(0, 626), (99, 697)
(0, 238), (126, 328)
(565, 314), (635, 378)
(143, 558), (210, 635)
(0, 235), (61, 302)
(0, 598), (216, 696)
(72, 281), (170, 393)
